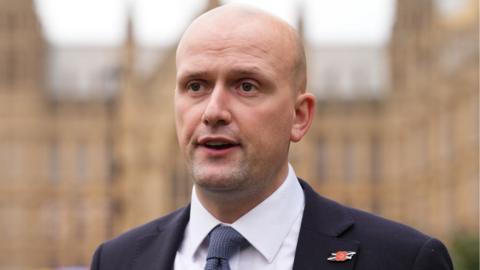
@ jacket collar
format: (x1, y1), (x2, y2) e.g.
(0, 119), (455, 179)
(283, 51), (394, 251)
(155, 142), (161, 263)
(131, 206), (190, 270)
(130, 179), (360, 270)
(293, 179), (359, 270)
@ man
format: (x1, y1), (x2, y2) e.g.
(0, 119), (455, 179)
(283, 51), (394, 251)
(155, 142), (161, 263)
(91, 4), (453, 270)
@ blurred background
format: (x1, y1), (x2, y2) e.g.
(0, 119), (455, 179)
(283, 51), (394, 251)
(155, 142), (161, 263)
(0, 0), (478, 269)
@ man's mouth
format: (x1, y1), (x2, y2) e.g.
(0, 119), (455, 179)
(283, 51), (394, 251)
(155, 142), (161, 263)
(197, 136), (240, 152)
(204, 141), (237, 150)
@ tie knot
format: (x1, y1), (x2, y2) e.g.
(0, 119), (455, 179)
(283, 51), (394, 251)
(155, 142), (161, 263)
(207, 225), (248, 260)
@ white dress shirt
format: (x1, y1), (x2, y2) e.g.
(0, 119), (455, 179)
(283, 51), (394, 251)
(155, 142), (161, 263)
(173, 164), (305, 270)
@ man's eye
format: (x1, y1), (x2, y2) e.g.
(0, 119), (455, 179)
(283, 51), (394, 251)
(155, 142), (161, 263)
(241, 82), (255, 92)
(187, 82), (201, 91)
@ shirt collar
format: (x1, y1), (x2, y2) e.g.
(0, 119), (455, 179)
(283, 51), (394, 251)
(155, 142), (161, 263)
(184, 164), (305, 263)
(181, 186), (220, 261)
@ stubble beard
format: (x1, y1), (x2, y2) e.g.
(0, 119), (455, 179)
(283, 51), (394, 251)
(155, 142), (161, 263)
(190, 158), (251, 193)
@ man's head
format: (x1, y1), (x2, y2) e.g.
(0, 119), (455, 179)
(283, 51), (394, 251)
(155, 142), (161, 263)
(174, 4), (315, 201)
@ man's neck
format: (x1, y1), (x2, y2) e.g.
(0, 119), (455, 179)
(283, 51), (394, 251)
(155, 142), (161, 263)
(195, 165), (289, 224)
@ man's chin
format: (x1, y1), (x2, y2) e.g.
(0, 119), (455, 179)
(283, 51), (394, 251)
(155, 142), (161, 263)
(191, 166), (247, 192)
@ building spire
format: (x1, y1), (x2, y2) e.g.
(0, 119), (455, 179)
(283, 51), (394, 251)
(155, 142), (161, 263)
(123, 4), (136, 76)
(126, 9), (134, 46)
(120, 2), (137, 99)
(296, 0), (306, 41)
(205, 0), (221, 11)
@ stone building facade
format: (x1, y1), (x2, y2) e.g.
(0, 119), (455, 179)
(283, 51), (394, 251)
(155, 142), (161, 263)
(294, 0), (478, 240)
(0, 0), (112, 268)
(0, 0), (477, 268)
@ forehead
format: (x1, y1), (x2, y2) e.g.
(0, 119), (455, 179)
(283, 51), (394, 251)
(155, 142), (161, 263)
(176, 14), (295, 78)
(177, 38), (275, 71)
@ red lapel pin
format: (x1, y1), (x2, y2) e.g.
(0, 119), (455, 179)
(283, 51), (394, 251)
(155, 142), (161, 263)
(327, 251), (356, 262)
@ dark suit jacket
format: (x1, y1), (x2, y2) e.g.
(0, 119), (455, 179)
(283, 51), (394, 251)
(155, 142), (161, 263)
(91, 179), (453, 270)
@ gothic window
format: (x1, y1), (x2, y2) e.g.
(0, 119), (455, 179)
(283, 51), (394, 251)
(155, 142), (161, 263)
(0, 142), (6, 180)
(76, 141), (87, 182)
(20, 52), (29, 82)
(6, 52), (15, 87)
(342, 137), (354, 183)
(414, 125), (428, 171)
(6, 13), (16, 32)
(14, 52), (23, 82)
(43, 201), (60, 242)
(370, 135), (382, 214)
(0, 205), (19, 242)
(370, 135), (381, 183)
(104, 141), (115, 184)
(0, 52), (5, 85)
(75, 201), (86, 242)
(49, 141), (60, 183)
(441, 113), (454, 161)
(323, 69), (337, 96)
(3, 54), (9, 85)
(172, 153), (191, 208)
(0, 14), (5, 30)
(315, 137), (328, 184)
(10, 141), (21, 180)
(0, 142), (14, 180)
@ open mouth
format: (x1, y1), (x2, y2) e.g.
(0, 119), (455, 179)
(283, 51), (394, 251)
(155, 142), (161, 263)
(204, 141), (237, 150)
(197, 136), (240, 152)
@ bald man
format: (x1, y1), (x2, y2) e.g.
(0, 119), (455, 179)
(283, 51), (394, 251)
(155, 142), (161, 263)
(91, 5), (452, 270)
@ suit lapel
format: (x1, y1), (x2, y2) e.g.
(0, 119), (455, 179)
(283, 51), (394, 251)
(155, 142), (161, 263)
(128, 180), (360, 270)
(131, 206), (190, 270)
(293, 231), (359, 270)
(293, 180), (360, 270)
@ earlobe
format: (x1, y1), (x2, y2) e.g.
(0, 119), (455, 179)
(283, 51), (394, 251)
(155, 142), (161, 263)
(290, 93), (315, 142)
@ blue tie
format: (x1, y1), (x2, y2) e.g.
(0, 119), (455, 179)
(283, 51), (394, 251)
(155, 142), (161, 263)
(204, 225), (248, 270)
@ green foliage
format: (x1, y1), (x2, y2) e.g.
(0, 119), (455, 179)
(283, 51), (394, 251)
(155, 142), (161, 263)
(451, 233), (479, 270)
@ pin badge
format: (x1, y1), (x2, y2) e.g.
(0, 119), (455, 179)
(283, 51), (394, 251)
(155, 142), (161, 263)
(327, 251), (356, 262)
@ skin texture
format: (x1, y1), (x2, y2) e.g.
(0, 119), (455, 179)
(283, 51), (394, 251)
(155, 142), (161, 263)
(175, 4), (315, 223)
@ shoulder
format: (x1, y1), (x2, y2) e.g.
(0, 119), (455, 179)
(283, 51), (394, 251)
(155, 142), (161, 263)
(300, 179), (430, 242)
(104, 206), (188, 249)
(344, 206), (452, 269)
(90, 206), (189, 270)
(346, 205), (430, 243)
(299, 179), (453, 269)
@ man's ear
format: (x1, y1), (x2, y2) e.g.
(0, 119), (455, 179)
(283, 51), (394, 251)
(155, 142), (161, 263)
(290, 93), (315, 142)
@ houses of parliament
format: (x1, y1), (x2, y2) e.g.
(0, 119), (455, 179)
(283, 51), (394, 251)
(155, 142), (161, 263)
(0, 0), (477, 268)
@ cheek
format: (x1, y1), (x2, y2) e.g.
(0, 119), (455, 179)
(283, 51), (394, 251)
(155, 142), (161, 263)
(264, 98), (294, 129)
(175, 100), (192, 141)
(175, 100), (204, 143)
(244, 100), (294, 146)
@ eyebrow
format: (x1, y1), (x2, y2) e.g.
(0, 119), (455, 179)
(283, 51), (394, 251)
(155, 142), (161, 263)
(176, 70), (211, 82)
(228, 67), (264, 77)
(227, 66), (277, 87)
(177, 65), (272, 81)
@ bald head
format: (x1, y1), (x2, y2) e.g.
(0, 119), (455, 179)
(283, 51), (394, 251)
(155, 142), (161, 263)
(176, 4), (307, 93)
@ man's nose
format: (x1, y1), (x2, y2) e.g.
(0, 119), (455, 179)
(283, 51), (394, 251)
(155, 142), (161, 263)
(201, 87), (232, 127)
